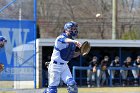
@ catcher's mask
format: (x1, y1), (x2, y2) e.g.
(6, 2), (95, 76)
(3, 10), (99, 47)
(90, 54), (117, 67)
(64, 21), (78, 38)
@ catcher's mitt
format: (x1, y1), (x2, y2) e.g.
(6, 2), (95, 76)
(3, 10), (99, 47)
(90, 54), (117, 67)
(80, 41), (91, 56)
(0, 64), (4, 72)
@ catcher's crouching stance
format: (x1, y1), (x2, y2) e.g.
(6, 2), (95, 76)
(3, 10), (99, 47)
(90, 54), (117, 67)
(43, 21), (90, 93)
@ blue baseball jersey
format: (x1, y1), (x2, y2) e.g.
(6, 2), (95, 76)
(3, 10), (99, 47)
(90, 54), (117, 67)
(51, 33), (76, 64)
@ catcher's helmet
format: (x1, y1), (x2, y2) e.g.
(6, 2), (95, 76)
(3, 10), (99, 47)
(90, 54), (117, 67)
(0, 36), (7, 42)
(64, 21), (78, 38)
(0, 36), (7, 48)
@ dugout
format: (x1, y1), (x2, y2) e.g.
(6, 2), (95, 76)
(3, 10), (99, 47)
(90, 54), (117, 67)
(36, 39), (140, 87)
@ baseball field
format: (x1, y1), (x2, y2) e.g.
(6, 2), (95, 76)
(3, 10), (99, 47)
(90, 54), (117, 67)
(0, 87), (140, 93)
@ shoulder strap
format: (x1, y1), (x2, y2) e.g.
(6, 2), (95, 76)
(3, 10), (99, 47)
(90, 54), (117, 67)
(54, 46), (60, 51)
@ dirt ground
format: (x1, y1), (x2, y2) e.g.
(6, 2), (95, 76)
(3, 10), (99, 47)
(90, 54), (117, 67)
(0, 87), (140, 93)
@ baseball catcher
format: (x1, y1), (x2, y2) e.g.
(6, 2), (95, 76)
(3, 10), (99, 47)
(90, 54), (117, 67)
(43, 21), (82, 93)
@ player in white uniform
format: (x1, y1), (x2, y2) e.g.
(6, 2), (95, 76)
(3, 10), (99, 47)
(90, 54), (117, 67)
(43, 21), (81, 93)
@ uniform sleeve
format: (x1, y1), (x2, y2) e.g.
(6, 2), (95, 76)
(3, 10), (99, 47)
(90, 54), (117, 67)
(110, 61), (113, 67)
(57, 36), (67, 43)
(133, 61), (136, 66)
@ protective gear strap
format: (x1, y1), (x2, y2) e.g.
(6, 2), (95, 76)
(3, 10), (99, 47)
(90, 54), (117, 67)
(58, 37), (66, 43)
(54, 43), (76, 61)
(54, 46), (60, 51)
(67, 78), (78, 93)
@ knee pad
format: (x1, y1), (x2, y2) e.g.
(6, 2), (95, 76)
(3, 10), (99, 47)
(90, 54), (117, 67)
(66, 78), (78, 93)
(43, 86), (57, 93)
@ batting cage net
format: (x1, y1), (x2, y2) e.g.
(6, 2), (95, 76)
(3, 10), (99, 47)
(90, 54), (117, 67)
(0, 0), (36, 89)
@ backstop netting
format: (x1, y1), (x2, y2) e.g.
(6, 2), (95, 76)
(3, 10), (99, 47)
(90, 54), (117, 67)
(0, 0), (36, 89)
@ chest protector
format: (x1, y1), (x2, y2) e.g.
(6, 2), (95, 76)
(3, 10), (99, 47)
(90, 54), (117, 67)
(55, 43), (76, 61)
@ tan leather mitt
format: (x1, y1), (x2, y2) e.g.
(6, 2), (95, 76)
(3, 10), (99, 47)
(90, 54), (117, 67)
(80, 41), (91, 56)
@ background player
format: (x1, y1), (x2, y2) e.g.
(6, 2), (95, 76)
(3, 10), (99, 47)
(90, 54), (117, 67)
(43, 21), (81, 93)
(97, 56), (110, 87)
(0, 36), (7, 48)
(110, 56), (121, 85)
(0, 36), (7, 72)
(132, 56), (140, 86)
(121, 57), (134, 86)
(87, 56), (98, 87)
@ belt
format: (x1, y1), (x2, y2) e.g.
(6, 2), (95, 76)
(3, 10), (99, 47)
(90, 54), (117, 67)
(53, 61), (64, 65)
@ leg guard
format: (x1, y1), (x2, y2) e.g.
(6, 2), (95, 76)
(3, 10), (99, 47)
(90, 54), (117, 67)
(43, 86), (57, 93)
(66, 78), (78, 93)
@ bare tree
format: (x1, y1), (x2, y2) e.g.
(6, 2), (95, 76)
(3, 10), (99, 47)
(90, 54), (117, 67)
(0, 0), (33, 20)
(118, 0), (140, 39)
(37, 0), (140, 39)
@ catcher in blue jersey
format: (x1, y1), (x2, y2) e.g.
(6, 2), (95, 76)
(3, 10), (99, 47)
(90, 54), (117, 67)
(0, 36), (7, 48)
(0, 36), (7, 72)
(43, 21), (82, 93)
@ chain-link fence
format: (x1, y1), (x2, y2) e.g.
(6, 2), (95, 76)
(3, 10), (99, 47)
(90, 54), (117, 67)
(0, 0), (36, 89)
